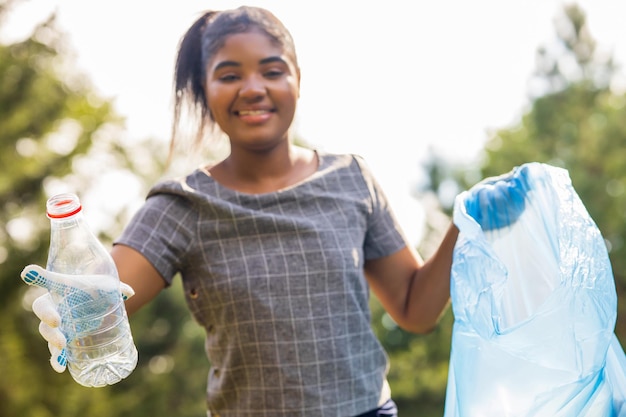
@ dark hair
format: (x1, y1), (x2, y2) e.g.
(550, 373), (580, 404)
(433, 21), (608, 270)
(170, 6), (298, 157)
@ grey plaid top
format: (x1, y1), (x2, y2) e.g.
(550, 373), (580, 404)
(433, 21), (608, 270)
(116, 152), (408, 417)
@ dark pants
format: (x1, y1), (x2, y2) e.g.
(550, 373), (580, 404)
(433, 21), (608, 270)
(354, 399), (398, 417)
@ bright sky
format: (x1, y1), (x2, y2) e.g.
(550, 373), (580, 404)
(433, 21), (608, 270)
(4, 0), (625, 244)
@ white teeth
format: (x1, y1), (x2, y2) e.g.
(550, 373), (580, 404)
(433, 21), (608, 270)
(238, 110), (268, 116)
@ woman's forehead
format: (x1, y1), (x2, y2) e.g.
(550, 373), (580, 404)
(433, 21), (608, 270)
(209, 31), (296, 69)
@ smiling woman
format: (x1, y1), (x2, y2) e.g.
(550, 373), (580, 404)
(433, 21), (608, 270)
(23, 6), (465, 416)
(26, 3), (618, 417)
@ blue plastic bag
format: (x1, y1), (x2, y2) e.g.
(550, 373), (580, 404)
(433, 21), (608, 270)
(445, 162), (626, 417)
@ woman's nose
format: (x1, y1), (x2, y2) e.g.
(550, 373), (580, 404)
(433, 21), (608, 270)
(239, 75), (265, 98)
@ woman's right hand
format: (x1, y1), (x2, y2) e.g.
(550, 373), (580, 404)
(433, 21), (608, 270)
(32, 292), (68, 373)
(22, 266), (135, 373)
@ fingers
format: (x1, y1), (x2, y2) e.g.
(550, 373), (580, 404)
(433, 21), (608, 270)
(21, 265), (83, 295)
(24, 265), (134, 300)
(120, 282), (135, 300)
(39, 321), (66, 349)
(32, 293), (61, 328)
(32, 293), (67, 373)
(48, 345), (67, 373)
(32, 278), (133, 322)
(465, 167), (528, 231)
(21, 264), (49, 291)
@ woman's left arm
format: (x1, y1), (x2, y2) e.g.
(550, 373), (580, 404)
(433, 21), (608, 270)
(364, 224), (459, 334)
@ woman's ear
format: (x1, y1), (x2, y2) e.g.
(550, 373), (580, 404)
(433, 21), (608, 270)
(296, 67), (301, 98)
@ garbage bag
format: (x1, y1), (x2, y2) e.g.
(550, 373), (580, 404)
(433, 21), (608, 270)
(445, 162), (626, 417)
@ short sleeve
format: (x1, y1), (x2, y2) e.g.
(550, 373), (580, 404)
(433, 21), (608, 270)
(114, 185), (197, 285)
(352, 155), (408, 260)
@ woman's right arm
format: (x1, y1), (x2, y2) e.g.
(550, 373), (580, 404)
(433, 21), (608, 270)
(111, 244), (166, 316)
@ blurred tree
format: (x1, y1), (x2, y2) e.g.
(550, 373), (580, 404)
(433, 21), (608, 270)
(0, 2), (207, 416)
(0, 8), (129, 414)
(478, 4), (626, 339)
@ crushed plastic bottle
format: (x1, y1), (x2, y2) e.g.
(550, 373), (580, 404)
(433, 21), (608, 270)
(28, 193), (138, 387)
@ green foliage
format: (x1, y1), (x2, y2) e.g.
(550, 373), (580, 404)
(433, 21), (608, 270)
(0, 9), (129, 417)
(415, 3), (626, 414)
(479, 6), (626, 338)
(123, 278), (208, 417)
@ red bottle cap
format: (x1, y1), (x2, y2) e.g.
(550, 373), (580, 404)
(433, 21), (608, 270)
(46, 193), (83, 219)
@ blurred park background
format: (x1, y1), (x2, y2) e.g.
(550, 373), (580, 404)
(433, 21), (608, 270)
(1, 0), (626, 415)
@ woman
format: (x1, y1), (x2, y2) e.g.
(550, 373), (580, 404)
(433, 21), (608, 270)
(34, 6), (459, 416)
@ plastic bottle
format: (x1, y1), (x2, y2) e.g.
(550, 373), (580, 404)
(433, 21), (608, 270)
(42, 193), (138, 387)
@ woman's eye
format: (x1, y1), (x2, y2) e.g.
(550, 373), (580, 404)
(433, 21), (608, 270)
(218, 74), (239, 82)
(264, 69), (284, 78)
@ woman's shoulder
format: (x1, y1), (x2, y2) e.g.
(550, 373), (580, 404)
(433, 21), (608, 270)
(142, 168), (215, 206)
(316, 150), (368, 171)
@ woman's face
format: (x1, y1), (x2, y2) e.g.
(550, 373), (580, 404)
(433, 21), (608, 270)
(204, 31), (300, 152)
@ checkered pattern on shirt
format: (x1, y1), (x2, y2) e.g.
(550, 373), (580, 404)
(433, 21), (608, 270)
(115, 153), (408, 417)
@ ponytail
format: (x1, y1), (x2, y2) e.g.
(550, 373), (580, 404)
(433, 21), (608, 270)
(170, 11), (216, 160)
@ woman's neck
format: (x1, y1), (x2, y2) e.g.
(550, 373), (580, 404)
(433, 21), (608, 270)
(209, 144), (318, 194)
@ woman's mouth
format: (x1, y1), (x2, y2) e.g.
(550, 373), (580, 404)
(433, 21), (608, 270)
(235, 109), (274, 124)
